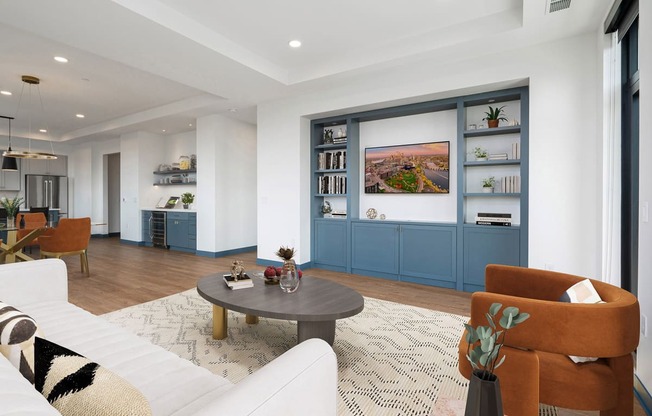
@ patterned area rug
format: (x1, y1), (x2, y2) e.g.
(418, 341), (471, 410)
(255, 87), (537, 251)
(103, 289), (557, 416)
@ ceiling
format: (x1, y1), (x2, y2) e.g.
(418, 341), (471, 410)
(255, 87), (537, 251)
(0, 0), (611, 144)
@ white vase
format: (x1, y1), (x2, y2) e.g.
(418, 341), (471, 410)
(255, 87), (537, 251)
(476, 157), (487, 162)
(482, 187), (494, 193)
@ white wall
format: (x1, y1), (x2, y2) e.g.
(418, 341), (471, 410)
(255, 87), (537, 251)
(258, 33), (601, 272)
(636, 0), (652, 397)
(196, 114), (257, 254)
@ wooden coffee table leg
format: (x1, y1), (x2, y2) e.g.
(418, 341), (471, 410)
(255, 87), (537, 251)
(245, 314), (259, 324)
(297, 320), (336, 345)
(213, 305), (228, 340)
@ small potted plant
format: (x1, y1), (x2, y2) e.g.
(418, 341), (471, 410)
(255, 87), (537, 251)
(463, 303), (530, 414)
(482, 176), (496, 193)
(0, 196), (23, 225)
(181, 192), (194, 209)
(483, 105), (508, 128)
(473, 147), (488, 162)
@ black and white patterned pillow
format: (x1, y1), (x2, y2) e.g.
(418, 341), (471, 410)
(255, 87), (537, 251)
(0, 301), (42, 384)
(35, 337), (152, 416)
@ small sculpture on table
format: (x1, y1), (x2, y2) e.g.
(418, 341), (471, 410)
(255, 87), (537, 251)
(230, 260), (245, 281)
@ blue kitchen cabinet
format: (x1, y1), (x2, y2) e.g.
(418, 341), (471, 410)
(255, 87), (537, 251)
(167, 212), (196, 252)
(313, 219), (347, 271)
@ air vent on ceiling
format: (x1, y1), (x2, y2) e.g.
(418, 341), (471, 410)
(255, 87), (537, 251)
(547, 0), (571, 13)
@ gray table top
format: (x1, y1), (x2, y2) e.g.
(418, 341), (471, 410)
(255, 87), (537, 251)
(197, 273), (364, 322)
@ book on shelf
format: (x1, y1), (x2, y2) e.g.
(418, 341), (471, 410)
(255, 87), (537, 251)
(488, 153), (508, 160)
(477, 213), (511, 218)
(475, 216), (511, 223)
(318, 175), (347, 194)
(511, 143), (520, 160)
(318, 150), (347, 170)
(499, 176), (521, 193)
(331, 211), (347, 218)
(476, 221), (512, 226)
(223, 274), (254, 290)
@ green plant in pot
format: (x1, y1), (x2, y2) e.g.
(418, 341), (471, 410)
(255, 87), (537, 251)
(473, 147), (488, 161)
(483, 105), (508, 128)
(181, 192), (195, 209)
(463, 303), (530, 415)
(482, 176), (496, 193)
(0, 196), (23, 224)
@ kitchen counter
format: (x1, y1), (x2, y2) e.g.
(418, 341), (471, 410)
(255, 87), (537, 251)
(141, 207), (197, 213)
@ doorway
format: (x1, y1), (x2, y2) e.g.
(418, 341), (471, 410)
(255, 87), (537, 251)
(107, 153), (121, 236)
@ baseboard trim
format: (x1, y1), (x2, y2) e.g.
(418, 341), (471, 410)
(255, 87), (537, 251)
(196, 245), (257, 258)
(635, 375), (652, 415)
(119, 239), (143, 246)
(91, 233), (119, 238)
(256, 258), (311, 270)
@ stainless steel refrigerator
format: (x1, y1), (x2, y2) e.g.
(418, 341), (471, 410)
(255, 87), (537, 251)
(25, 175), (68, 215)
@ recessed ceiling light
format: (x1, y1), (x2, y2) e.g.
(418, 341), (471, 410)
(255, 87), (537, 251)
(228, 108), (238, 112)
(288, 40), (302, 48)
(76, 114), (85, 118)
(189, 123), (193, 127)
(39, 129), (47, 133)
(54, 56), (68, 63)
(0, 90), (12, 96)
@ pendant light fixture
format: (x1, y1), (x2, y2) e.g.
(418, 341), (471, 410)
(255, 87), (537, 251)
(2, 75), (57, 160)
(1, 115), (18, 171)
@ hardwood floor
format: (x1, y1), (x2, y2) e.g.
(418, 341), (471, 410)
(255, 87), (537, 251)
(52, 237), (645, 416)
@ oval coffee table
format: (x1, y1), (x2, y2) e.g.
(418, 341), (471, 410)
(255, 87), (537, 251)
(197, 273), (364, 345)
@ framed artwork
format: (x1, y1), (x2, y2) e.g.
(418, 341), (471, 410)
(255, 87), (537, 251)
(364, 141), (449, 194)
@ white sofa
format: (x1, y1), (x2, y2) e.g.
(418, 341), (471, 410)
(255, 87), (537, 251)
(0, 259), (337, 415)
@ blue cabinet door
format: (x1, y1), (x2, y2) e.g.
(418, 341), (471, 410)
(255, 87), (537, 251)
(351, 222), (399, 277)
(166, 216), (189, 249)
(463, 226), (520, 292)
(314, 219), (347, 270)
(399, 224), (456, 288)
(187, 213), (197, 250)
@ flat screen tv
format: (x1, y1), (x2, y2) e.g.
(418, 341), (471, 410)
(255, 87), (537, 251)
(364, 141), (449, 194)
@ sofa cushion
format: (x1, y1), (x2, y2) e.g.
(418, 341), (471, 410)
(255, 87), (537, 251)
(22, 301), (234, 416)
(35, 337), (152, 416)
(0, 300), (42, 384)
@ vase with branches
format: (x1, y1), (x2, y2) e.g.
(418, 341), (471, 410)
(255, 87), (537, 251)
(0, 196), (23, 224)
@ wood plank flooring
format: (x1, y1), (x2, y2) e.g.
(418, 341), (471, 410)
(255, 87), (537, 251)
(52, 237), (646, 416)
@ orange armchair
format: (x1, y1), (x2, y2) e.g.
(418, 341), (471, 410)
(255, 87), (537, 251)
(39, 217), (91, 276)
(458, 265), (640, 416)
(15, 212), (47, 252)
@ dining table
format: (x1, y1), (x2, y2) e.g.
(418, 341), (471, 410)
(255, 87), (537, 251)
(0, 223), (48, 263)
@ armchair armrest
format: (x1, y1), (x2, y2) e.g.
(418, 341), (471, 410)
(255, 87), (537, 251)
(470, 290), (639, 357)
(0, 259), (68, 307)
(193, 338), (337, 416)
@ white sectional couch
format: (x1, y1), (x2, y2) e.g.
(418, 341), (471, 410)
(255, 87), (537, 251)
(0, 259), (337, 415)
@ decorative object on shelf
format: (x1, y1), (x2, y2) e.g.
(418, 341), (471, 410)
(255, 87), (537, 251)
(1, 196), (23, 225)
(178, 155), (190, 170)
(473, 147), (488, 162)
(365, 141), (450, 194)
(509, 119), (520, 127)
(190, 154), (197, 169)
(482, 177), (496, 193)
(181, 192), (194, 209)
(276, 246), (300, 293)
(323, 129), (334, 144)
(3, 76), (58, 160)
(379, 214), (386, 220)
(230, 260), (245, 281)
(463, 303), (530, 416)
(482, 105), (508, 128)
(1, 115), (18, 171)
(321, 200), (332, 215)
(19, 214), (25, 229)
(337, 128), (345, 138)
(366, 208), (378, 219)
(468, 123), (477, 130)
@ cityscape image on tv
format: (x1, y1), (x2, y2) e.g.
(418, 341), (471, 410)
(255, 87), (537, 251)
(364, 141), (449, 194)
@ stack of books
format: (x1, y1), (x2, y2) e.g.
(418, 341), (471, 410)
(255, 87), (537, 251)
(475, 212), (512, 226)
(511, 143), (521, 160)
(317, 150), (346, 170)
(332, 136), (347, 145)
(488, 153), (508, 160)
(500, 176), (521, 193)
(223, 274), (254, 290)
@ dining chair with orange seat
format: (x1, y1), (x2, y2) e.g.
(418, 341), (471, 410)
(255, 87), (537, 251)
(15, 212), (47, 253)
(39, 217), (91, 276)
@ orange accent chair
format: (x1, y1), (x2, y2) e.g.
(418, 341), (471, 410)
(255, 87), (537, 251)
(15, 213), (47, 253)
(458, 265), (640, 416)
(39, 217), (91, 276)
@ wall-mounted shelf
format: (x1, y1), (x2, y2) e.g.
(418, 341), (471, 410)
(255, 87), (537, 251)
(153, 169), (196, 175)
(154, 182), (197, 186)
(463, 126), (521, 137)
(464, 160), (520, 167)
(463, 192), (521, 197)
